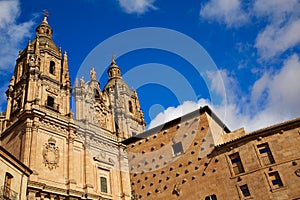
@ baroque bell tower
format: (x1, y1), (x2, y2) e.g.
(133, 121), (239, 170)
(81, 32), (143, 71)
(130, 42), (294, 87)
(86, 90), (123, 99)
(104, 57), (146, 139)
(4, 16), (71, 127)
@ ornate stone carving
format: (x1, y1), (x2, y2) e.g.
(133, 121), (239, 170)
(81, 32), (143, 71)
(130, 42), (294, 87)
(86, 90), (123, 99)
(46, 86), (59, 95)
(108, 157), (115, 165)
(28, 54), (40, 67)
(99, 150), (106, 159)
(40, 120), (68, 135)
(80, 77), (85, 87)
(90, 67), (97, 80)
(43, 137), (59, 170)
(94, 150), (116, 166)
(67, 136), (75, 144)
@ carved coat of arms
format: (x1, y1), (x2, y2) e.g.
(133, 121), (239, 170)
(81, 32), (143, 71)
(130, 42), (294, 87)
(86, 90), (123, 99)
(43, 137), (59, 170)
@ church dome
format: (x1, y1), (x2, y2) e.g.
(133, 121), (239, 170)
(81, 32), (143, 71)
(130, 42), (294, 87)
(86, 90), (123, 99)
(32, 16), (59, 55)
(103, 57), (131, 94)
(36, 16), (53, 39)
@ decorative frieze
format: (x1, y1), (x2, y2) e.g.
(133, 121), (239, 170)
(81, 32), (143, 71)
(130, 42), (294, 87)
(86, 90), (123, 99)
(46, 85), (59, 95)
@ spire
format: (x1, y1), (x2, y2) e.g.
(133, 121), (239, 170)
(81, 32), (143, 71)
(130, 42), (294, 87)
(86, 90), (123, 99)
(107, 55), (121, 80)
(62, 51), (68, 73)
(36, 14), (53, 39)
(111, 54), (117, 65)
(42, 16), (48, 24)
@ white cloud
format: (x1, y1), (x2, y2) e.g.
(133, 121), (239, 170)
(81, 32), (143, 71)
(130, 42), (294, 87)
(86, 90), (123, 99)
(0, 0), (34, 73)
(200, 0), (249, 28)
(258, 54), (300, 116)
(140, 1), (300, 132)
(254, 0), (300, 59)
(148, 99), (208, 129)
(118, 0), (157, 14)
(200, 0), (300, 59)
(148, 54), (300, 132)
(253, 0), (298, 21)
(0, 84), (8, 110)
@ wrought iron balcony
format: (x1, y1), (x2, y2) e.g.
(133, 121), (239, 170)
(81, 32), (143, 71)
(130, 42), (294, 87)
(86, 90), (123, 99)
(0, 185), (18, 200)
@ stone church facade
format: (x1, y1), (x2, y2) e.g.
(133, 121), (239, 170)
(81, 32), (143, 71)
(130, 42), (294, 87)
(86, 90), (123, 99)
(0, 17), (145, 200)
(0, 16), (300, 200)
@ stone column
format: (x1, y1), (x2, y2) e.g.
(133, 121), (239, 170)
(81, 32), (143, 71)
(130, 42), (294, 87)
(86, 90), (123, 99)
(67, 128), (76, 190)
(29, 117), (39, 179)
(3, 96), (12, 129)
(22, 119), (33, 165)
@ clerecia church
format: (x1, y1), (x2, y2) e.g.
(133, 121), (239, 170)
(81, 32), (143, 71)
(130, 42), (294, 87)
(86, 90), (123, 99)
(0, 16), (300, 200)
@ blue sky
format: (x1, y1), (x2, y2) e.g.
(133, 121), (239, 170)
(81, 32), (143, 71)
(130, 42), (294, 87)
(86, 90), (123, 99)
(0, 0), (300, 132)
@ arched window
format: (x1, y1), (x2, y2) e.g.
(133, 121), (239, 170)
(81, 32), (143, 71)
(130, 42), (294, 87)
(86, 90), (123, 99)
(128, 100), (133, 113)
(4, 172), (13, 199)
(49, 61), (55, 75)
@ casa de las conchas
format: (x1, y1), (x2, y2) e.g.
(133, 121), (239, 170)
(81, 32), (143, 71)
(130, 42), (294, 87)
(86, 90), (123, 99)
(0, 17), (300, 200)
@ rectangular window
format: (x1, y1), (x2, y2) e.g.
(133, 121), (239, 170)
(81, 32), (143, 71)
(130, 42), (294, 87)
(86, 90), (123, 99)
(269, 171), (283, 189)
(128, 101), (133, 113)
(229, 152), (245, 175)
(100, 177), (108, 193)
(172, 142), (183, 156)
(46, 96), (59, 112)
(99, 168), (110, 194)
(257, 143), (275, 165)
(240, 184), (251, 197)
(47, 96), (55, 108)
